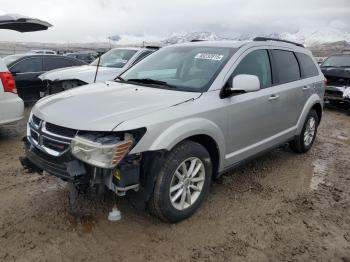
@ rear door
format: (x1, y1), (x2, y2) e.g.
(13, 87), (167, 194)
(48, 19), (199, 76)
(9, 56), (44, 101)
(269, 49), (305, 129)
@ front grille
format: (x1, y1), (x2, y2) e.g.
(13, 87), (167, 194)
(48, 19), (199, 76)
(28, 115), (76, 156)
(45, 122), (77, 138)
(32, 114), (41, 126)
(42, 136), (70, 152)
(30, 129), (39, 142)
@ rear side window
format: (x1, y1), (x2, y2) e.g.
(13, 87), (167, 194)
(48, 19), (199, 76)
(10, 57), (43, 73)
(295, 53), (319, 78)
(43, 57), (73, 71)
(231, 49), (272, 88)
(271, 50), (300, 84)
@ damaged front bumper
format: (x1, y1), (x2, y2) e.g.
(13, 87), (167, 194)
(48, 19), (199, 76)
(21, 137), (141, 196)
(325, 85), (350, 103)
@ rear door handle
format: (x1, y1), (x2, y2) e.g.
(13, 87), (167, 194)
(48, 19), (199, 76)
(302, 85), (311, 90)
(268, 94), (280, 101)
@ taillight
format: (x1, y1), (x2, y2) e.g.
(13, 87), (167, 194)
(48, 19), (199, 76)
(324, 78), (328, 87)
(0, 72), (17, 94)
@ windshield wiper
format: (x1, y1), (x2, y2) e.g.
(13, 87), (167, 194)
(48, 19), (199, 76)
(126, 78), (177, 89)
(115, 76), (126, 82)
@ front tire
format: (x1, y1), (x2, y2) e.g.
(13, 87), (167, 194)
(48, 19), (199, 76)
(149, 140), (212, 222)
(290, 109), (319, 153)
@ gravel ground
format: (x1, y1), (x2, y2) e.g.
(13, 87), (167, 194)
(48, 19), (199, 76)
(0, 106), (349, 262)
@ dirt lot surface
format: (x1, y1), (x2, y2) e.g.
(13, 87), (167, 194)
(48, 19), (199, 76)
(0, 107), (349, 262)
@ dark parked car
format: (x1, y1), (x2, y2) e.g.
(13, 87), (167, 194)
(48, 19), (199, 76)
(3, 54), (86, 102)
(321, 54), (350, 107)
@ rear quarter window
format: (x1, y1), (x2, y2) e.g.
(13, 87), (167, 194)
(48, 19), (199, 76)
(295, 52), (319, 78)
(271, 50), (300, 84)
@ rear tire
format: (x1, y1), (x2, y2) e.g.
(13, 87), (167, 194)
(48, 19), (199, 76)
(148, 140), (212, 222)
(290, 109), (318, 153)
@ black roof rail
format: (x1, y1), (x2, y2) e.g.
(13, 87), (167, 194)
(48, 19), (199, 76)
(253, 37), (304, 48)
(144, 45), (161, 50)
(190, 39), (205, 42)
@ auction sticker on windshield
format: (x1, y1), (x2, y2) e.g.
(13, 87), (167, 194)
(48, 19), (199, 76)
(194, 53), (224, 61)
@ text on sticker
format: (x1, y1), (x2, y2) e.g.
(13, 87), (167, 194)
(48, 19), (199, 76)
(194, 53), (224, 61)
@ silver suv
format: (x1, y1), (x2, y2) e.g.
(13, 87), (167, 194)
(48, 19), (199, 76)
(22, 38), (325, 222)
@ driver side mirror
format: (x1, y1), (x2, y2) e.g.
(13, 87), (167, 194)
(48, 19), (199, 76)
(230, 74), (260, 93)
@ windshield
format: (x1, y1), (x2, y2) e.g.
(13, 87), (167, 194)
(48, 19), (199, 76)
(3, 54), (26, 66)
(321, 56), (350, 67)
(90, 49), (137, 68)
(119, 46), (235, 92)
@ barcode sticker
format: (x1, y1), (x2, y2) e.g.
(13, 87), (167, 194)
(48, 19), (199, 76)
(194, 53), (224, 61)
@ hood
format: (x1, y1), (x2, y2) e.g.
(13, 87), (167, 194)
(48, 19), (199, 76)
(321, 67), (350, 78)
(39, 65), (123, 84)
(33, 82), (200, 131)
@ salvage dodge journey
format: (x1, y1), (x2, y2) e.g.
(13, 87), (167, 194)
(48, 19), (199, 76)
(22, 38), (325, 222)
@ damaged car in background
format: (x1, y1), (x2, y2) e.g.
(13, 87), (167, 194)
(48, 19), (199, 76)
(21, 38), (325, 222)
(38, 46), (159, 96)
(321, 54), (350, 107)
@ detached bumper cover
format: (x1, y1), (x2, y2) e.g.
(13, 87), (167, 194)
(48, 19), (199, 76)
(23, 138), (88, 182)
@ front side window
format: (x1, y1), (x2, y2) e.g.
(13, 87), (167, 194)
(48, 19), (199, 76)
(295, 52), (319, 78)
(120, 46), (235, 92)
(10, 57), (43, 73)
(231, 49), (272, 88)
(272, 50), (300, 84)
(90, 49), (137, 68)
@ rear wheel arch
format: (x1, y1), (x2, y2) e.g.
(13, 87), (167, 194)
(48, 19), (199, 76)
(296, 95), (323, 134)
(311, 103), (322, 126)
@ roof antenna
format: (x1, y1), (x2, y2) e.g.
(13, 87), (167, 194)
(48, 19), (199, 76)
(93, 54), (102, 83)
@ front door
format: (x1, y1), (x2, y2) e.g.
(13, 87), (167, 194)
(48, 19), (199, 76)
(224, 49), (291, 166)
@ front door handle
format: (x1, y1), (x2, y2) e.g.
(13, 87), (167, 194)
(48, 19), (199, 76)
(268, 94), (280, 101)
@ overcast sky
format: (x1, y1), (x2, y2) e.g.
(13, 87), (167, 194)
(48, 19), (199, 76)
(0, 0), (349, 43)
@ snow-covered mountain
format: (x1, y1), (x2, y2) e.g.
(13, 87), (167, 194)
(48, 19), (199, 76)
(279, 27), (350, 46)
(161, 32), (222, 45)
(158, 28), (350, 47)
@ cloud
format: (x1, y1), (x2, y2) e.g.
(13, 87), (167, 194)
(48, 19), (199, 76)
(0, 0), (349, 42)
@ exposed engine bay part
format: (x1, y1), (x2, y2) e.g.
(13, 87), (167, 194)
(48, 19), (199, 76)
(321, 56), (350, 106)
(41, 79), (87, 96)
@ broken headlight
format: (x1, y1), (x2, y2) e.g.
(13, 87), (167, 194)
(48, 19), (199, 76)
(70, 129), (146, 169)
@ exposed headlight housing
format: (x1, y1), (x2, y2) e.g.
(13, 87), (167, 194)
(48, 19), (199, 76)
(71, 129), (145, 169)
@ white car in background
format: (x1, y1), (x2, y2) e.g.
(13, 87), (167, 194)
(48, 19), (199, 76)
(39, 46), (159, 95)
(0, 61), (23, 124)
(30, 49), (57, 55)
(0, 13), (52, 125)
